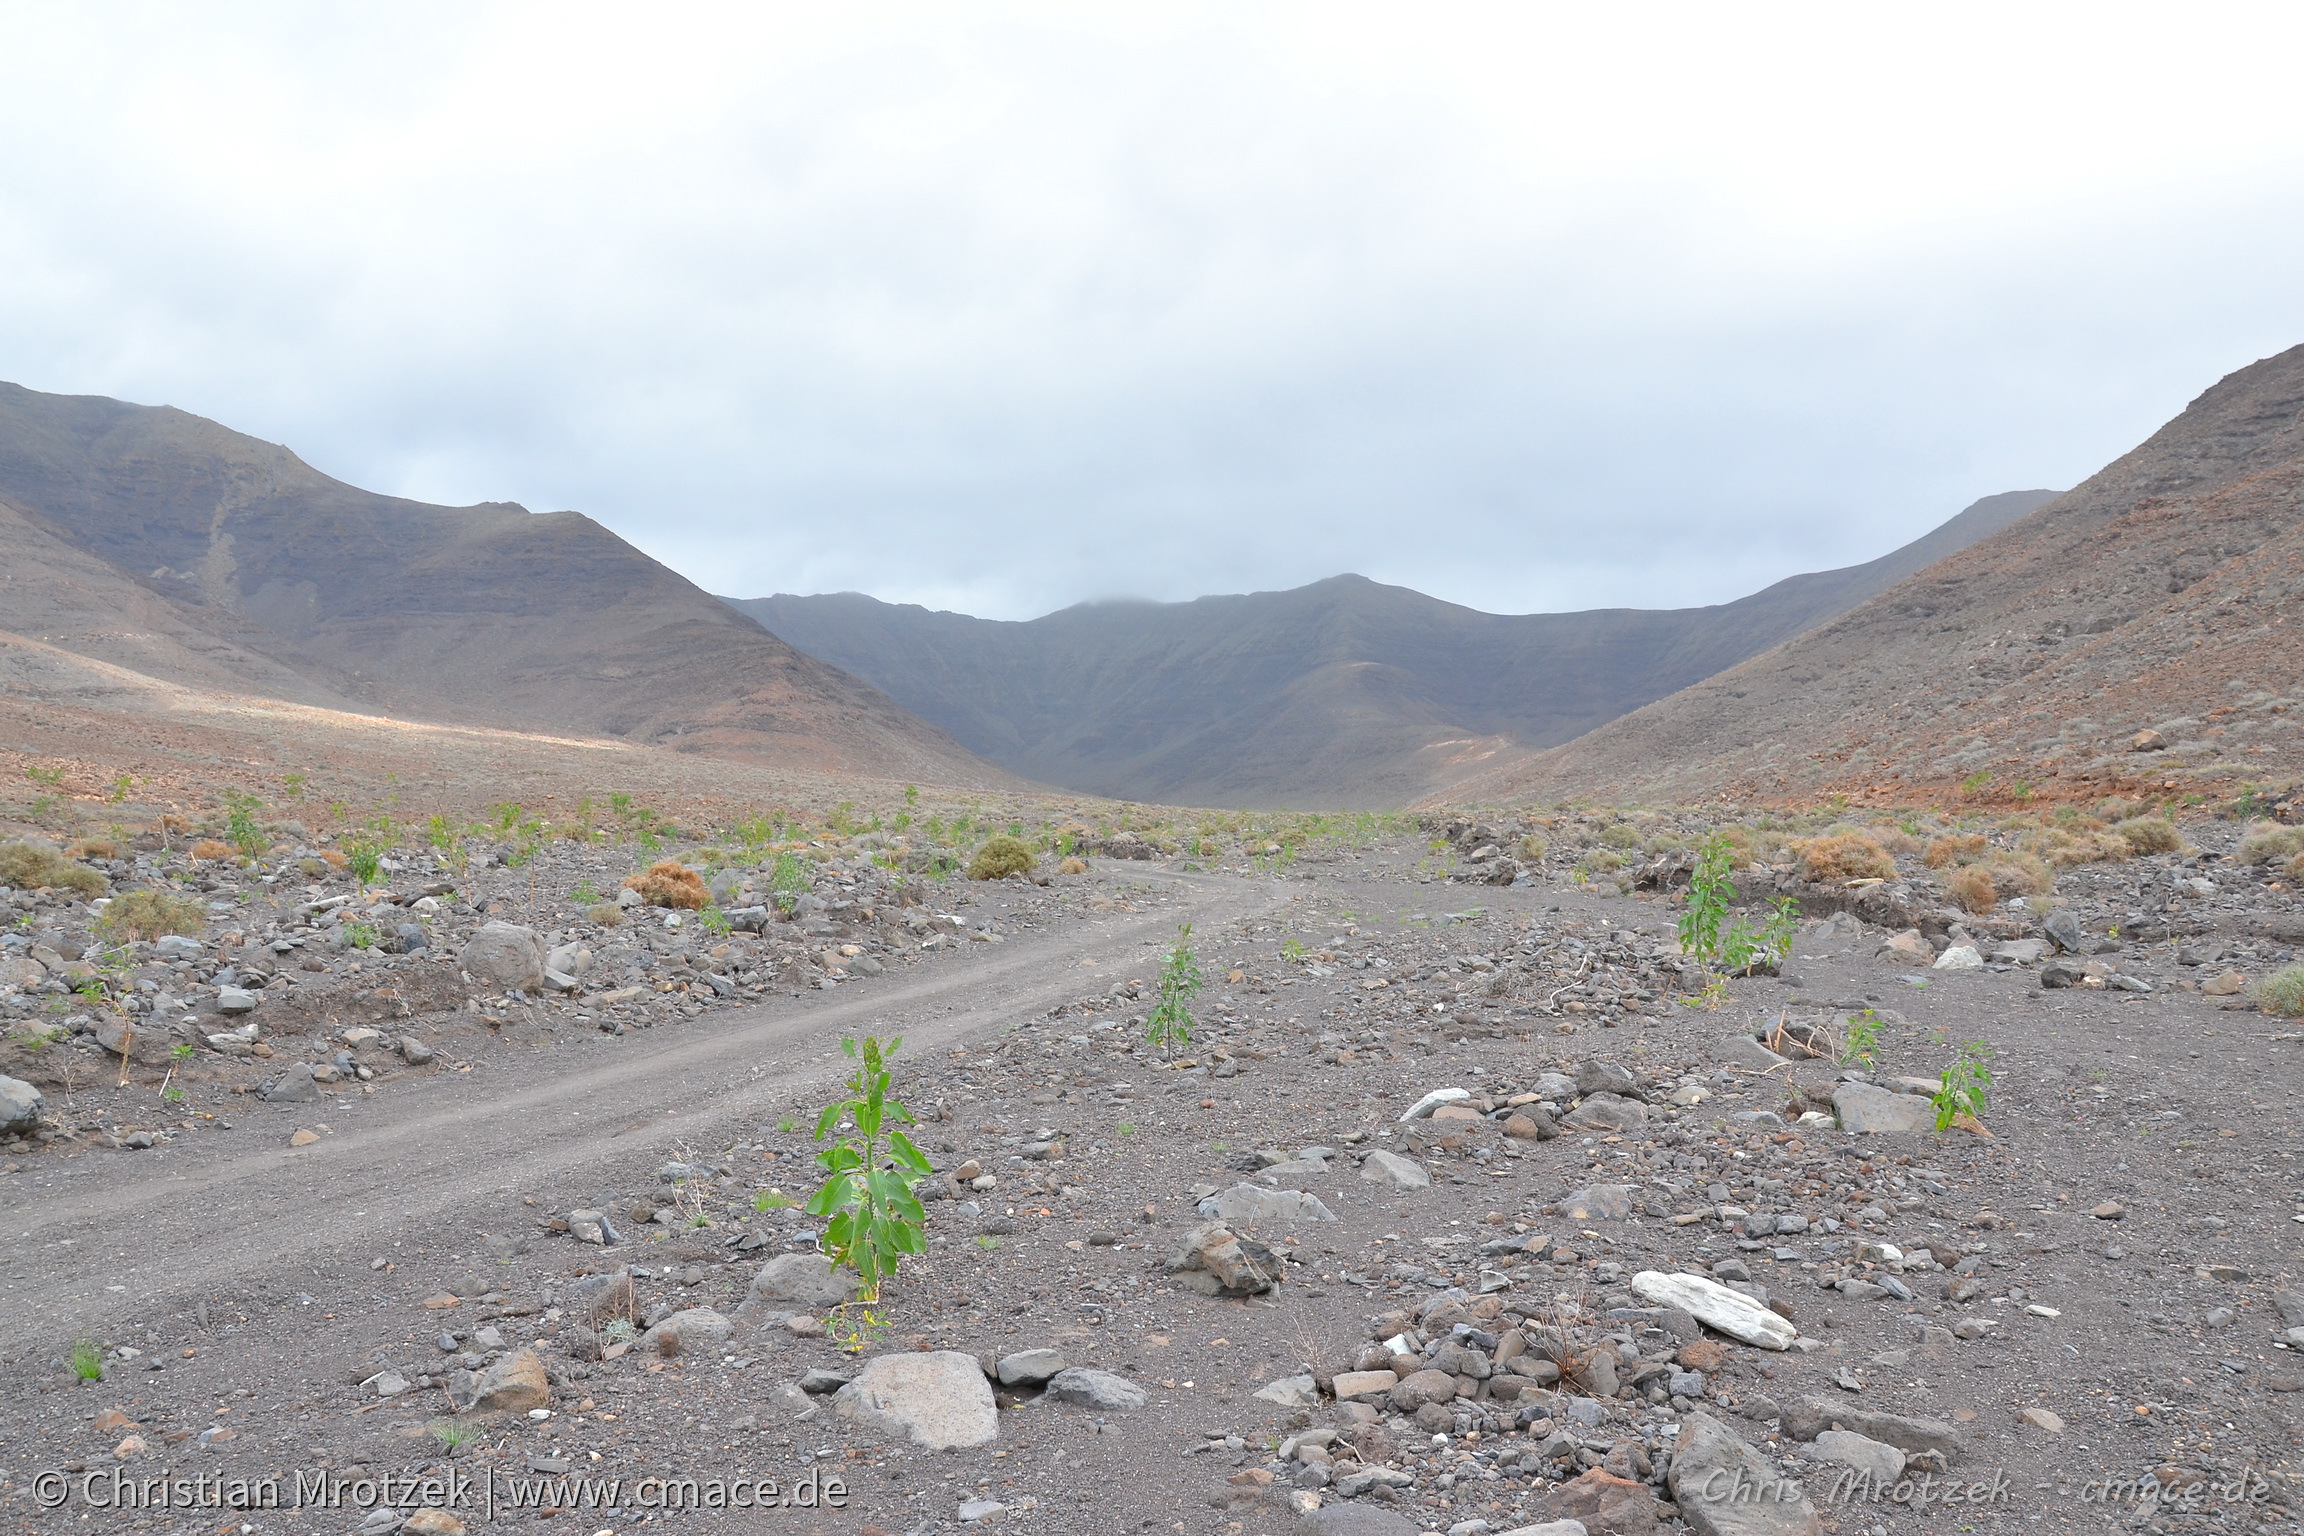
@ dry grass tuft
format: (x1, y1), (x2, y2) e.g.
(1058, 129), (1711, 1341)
(190, 839), (233, 861)
(1057, 856), (1088, 875)
(98, 888), (207, 939)
(2237, 822), (2304, 865)
(1791, 832), (1895, 882)
(623, 860), (708, 909)
(0, 841), (107, 896)
(2112, 816), (2183, 856)
(587, 902), (625, 927)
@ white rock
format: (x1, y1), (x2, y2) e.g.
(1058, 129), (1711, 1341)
(1195, 1184), (1337, 1223)
(1932, 945), (1984, 971)
(215, 987), (258, 1015)
(1399, 1087), (1471, 1121)
(1629, 1271), (1798, 1350)
(833, 1352), (998, 1449)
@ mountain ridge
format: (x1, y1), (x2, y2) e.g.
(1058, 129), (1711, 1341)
(729, 489), (2053, 807)
(0, 381), (1021, 790)
(1431, 344), (2304, 808)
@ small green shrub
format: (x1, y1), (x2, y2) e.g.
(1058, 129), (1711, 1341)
(1932, 1042), (1994, 1130)
(69, 1339), (102, 1380)
(587, 902), (624, 927)
(0, 843), (106, 897)
(1517, 832), (1549, 861)
(966, 835), (1036, 881)
(2111, 816), (2183, 856)
(806, 1036), (931, 1304)
(97, 888), (206, 940)
(2254, 965), (2304, 1018)
(1599, 823), (1642, 849)
(1147, 923), (1201, 1059)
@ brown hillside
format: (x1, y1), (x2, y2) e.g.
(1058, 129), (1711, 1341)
(0, 382), (1020, 790)
(1435, 344), (2304, 809)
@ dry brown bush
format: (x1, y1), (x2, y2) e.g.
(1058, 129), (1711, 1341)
(320, 849), (348, 869)
(623, 859), (707, 909)
(1924, 833), (1987, 868)
(1792, 832), (1895, 882)
(190, 839), (233, 861)
(2025, 825), (2133, 868)
(1947, 865), (1997, 914)
(1868, 824), (1924, 856)
(1057, 856), (1088, 875)
(1982, 852), (2053, 897)
(67, 838), (119, 860)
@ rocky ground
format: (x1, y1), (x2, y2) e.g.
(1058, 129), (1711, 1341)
(1, 807), (2300, 1536)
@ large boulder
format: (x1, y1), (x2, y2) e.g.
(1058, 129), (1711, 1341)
(0, 1073), (43, 1135)
(1196, 1184), (1336, 1223)
(1668, 1411), (1821, 1536)
(1386, 1368), (1461, 1411)
(1562, 1093), (1647, 1134)
(1359, 1149), (1430, 1189)
(458, 922), (546, 991)
(637, 1308), (733, 1357)
(1831, 1081), (1937, 1135)
(832, 1351), (997, 1449)
(1778, 1395), (1964, 1460)
(738, 1254), (858, 1316)
(1629, 1272), (1796, 1350)
(447, 1347), (550, 1415)
(1042, 1367), (1149, 1411)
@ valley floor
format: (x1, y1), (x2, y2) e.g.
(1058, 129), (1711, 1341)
(2, 829), (2300, 1536)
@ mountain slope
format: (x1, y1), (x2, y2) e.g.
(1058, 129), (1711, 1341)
(0, 382), (1019, 789)
(1436, 344), (2304, 808)
(730, 490), (2052, 807)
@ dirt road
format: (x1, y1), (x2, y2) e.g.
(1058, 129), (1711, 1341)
(1, 869), (1281, 1341)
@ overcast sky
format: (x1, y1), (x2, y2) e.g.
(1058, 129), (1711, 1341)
(5, 5), (2304, 621)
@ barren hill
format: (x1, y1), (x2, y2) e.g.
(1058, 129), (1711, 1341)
(731, 491), (2050, 808)
(0, 382), (1018, 789)
(1436, 344), (2304, 809)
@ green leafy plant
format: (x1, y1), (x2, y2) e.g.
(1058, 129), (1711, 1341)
(340, 921), (379, 950)
(222, 792), (267, 861)
(108, 773), (135, 804)
(1931, 1041), (1993, 1130)
(753, 1188), (799, 1212)
(1115, 1121), (1136, 1136)
(26, 764), (66, 789)
(172, 1042), (195, 1061)
(1146, 922), (1201, 1060)
(69, 1339), (102, 1380)
(600, 1317), (637, 1346)
(770, 852), (810, 913)
(1677, 834), (1799, 976)
(805, 1036), (932, 1304)
(338, 826), (386, 887)
(698, 906), (733, 937)
(162, 1085), (186, 1106)
(1281, 937), (1306, 962)
(1837, 1008), (1882, 1068)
